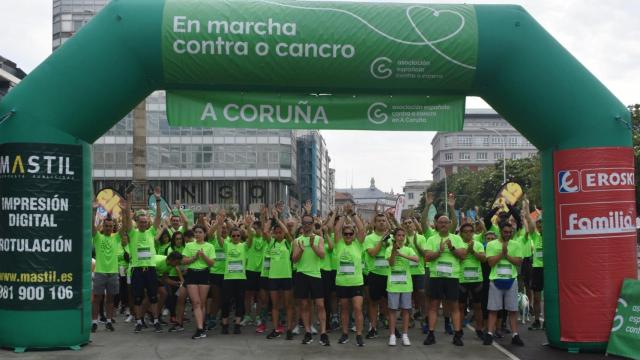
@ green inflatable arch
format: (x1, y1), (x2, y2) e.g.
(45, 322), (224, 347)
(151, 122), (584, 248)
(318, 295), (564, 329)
(0, 0), (636, 352)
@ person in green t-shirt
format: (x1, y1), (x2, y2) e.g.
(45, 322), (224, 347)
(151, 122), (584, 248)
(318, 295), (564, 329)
(363, 212), (392, 340)
(91, 213), (121, 333)
(385, 227), (419, 346)
(263, 211), (295, 340)
(181, 224), (215, 339)
(333, 211), (366, 347)
(120, 192), (163, 333)
(204, 214), (228, 330)
(154, 252), (184, 326)
(217, 214), (255, 335)
(244, 218), (269, 333)
(484, 222), (524, 347)
(155, 225), (172, 256)
(167, 200), (190, 236)
(166, 231), (188, 332)
(292, 212), (329, 346)
(424, 214), (467, 347)
(402, 217), (427, 330)
(523, 197), (544, 330)
(457, 223), (486, 339)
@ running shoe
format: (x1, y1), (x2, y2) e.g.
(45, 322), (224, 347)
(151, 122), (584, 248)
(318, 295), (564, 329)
(91, 323), (98, 333)
(483, 332), (493, 345)
(475, 329), (484, 339)
(453, 331), (464, 346)
(256, 322), (266, 334)
(153, 322), (162, 333)
(355, 334), (364, 347)
(134, 323), (143, 333)
(302, 332), (313, 344)
(511, 334), (524, 346)
(240, 315), (253, 326)
(365, 328), (378, 339)
(105, 322), (115, 332)
(311, 324), (318, 335)
(286, 330), (294, 340)
(401, 333), (411, 346)
(338, 333), (349, 344)
(388, 334), (397, 346)
(168, 325), (184, 332)
(125, 315), (133, 323)
(291, 325), (300, 335)
(191, 329), (207, 339)
(276, 324), (285, 334)
(207, 318), (217, 330)
(330, 316), (340, 331)
(423, 331), (436, 345)
(267, 329), (281, 339)
(320, 333), (330, 346)
(528, 320), (542, 331)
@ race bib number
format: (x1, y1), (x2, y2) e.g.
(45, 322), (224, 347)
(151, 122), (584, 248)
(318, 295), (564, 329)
(463, 267), (479, 280)
(228, 260), (244, 273)
(409, 260), (419, 268)
(390, 271), (407, 284)
(137, 247), (151, 260)
(497, 263), (512, 277)
(262, 258), (271, 271)
(374, 257), (389, 268)
(535, 250), (543, 259)
(215, 250), (226, 261)
(339, 261), (355, 275)
(436, 261), (453, 277)
(119, 266), (126, 277)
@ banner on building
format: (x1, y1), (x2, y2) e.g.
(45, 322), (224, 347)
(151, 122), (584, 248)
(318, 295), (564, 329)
(162, 0), (478, 91)
(0, 143), (83, 310)
(167, 90), (465, 131)
(607, 278), (640, 360)
(553, 147), (638, 342)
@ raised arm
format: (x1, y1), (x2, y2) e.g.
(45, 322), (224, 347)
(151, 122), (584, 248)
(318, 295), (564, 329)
(522, 196), (536, 234)
(447, 193), (457, 232)
(420, 192), (433, 232)
(153, 192), (162, 230)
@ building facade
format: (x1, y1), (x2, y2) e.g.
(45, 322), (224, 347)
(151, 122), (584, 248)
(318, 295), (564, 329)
(402, 180), (432, 209)
(54, 0), (330, 213)
(296, 130), (334, 216)
(431, 109), (538, 182)
(336, 178), (396, 221)
(0, 55), (26, 101)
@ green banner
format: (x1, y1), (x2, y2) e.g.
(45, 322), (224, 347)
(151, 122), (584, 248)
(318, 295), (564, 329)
(0, 143), (83, 310)
(148, 195), (172, 220)
(162, 0), (477, 91)
(607, 278), (640, 359)
(167, 90), (464, 131)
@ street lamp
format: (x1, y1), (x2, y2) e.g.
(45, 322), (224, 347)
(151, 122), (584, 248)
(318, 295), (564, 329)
(482, 127), (506, 184)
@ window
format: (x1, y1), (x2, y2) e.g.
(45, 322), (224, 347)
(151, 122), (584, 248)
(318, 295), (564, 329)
(408, 193), (414, 200)
(491, 136), (504, 145)
(494, 152), (504, 160)
(444, 136), (453, 146)
(511, 153), (522, 160)
(477, 152), (487, 160)
(457, 135), (472, 146)
(459, 152), (470, 161)
(444, 153), (453, 161)
(509, 136), (518, 146)
(474, 136), (489, 146)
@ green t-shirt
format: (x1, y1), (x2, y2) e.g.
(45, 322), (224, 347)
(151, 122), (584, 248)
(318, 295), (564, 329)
(154, 255), (170, 278)
(329, 233), (339, 271)
(486, 239), (522, 280)
(116, 243), (127, 275)
(224, 240), (247, 280)
(385, 245), (415, 293)
(167, 225), (185, 237)
(167, 245), (185, 277)
(209, 235), (228, 274)
(321, 238), (333, 272)
(294, 235), (322, 278)
(127, 227), (157, 268)
(423, 226), (435, 239)
(425, 233), (465, 279)
(473, 233), (485, 245)
(459, 239), (485, 283)
(246, 235), (266, 272)
(406, 232), (427, 275)
(157, 241), (171, 256)
(514, 228), (531, 258)
(183, 241), (215, 270)
(93, 232), (122, 274)
(530, 231), (544, 268)
(364, 232), (390, 276)
(267, 239), (292, 279)
(335, 240), (364, 287)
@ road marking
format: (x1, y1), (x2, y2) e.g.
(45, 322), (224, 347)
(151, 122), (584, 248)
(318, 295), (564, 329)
(466, 324), (521, 360)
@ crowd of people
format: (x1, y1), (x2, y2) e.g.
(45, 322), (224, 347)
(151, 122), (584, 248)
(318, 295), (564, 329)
(91, 190), (544, 348)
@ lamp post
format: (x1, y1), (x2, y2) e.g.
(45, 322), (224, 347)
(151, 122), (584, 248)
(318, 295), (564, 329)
(482, 127), (506, 184)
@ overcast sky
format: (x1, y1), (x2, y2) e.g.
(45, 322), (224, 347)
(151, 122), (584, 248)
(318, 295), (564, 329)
(1, 0), (638, 193)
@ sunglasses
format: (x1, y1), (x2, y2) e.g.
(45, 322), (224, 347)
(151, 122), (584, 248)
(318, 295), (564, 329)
(302, 221), (313, 225)
(231, 234), (241, 238)
(343, 232), (354, 236)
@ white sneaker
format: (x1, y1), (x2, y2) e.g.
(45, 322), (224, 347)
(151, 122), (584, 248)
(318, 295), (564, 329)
(125, 314), (133, 323)
(402, 333), (411, 346)
(311, 325), (318, 335)
(162, 308), (170, 317)
(388, 334), (397, 346)
(291, 325), (300, 335)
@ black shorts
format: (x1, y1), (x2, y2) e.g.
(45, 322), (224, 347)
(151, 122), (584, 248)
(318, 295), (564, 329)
(367, 273), (388, 302)
(336, 285), (364, 299)
(260, 276), (270, 291)
(520, 256), (533, 287)
(269, 278), (293, 291)
(321, 270), (336, 294)
(209, 273), (224, 288)
(131, 267), (158, 304)
(246, 270), (261, 291)
(531, 267), (544, 292)
(429, 277), (459, 301)
(294, 272), (323, 299)
(458, 282), (483, 304)
(412, 274), (426, 291)
(185, 269), (209, 285)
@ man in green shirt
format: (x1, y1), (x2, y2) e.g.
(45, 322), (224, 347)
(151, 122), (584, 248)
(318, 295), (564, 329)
(292, 213), (329, 346)
(457, 223), (486, 339)
(363, 213), (391, 339)
(92, 214), (121, 333)
(484, 222), (524, 346)
(121, 192), (163, 333)
(423, 215), (467, 346)
(523, 197), (544, 330)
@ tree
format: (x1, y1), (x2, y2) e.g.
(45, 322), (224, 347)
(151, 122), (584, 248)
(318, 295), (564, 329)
(629, 104), (640, 212)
